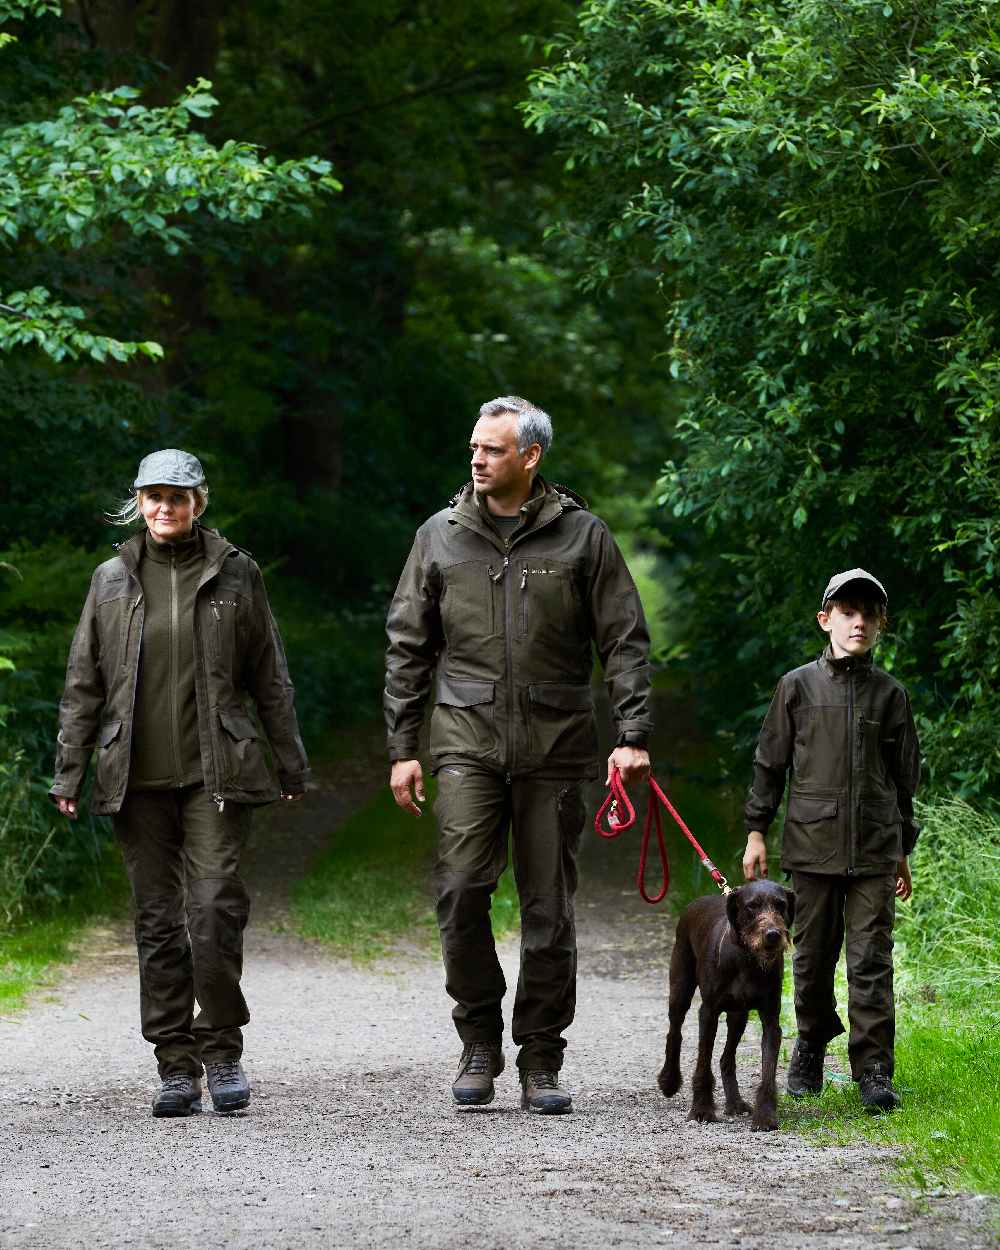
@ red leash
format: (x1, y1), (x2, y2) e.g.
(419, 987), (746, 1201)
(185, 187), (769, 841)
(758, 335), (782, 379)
(594, 767), (732, 904)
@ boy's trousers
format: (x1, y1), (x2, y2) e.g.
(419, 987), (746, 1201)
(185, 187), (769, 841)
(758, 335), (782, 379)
(113, 785), (252, 1078)
(790, 870), (896, 1079)
(433, 763), (586, 1072)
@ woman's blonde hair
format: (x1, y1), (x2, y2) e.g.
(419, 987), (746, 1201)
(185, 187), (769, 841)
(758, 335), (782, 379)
(107, 485), (209, 527)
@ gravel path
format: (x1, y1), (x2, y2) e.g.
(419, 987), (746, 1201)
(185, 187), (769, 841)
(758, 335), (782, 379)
(1, 768), (995, 1250)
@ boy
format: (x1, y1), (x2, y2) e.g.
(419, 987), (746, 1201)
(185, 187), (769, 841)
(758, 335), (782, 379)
(742, 568), (920, 1113)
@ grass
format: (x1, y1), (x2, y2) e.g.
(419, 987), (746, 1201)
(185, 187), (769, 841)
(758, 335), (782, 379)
(0, 847), (128, 1013)
(775, 796), (1000, 1195)
(290, 779), (521, 962)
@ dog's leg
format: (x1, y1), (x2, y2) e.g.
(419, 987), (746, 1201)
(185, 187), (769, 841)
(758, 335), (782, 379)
(658, 929), (696, 1098)
(720, 1010), (751, 1116)
(752, 1007), (782, 1132)
(687, 1001), (720, 1123)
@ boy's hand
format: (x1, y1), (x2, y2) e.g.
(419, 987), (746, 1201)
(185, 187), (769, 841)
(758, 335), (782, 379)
(895, 857), (912, 901)
(743, 831), (768, 880)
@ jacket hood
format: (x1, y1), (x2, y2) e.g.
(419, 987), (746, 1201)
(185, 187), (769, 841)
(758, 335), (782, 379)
(449, 475), (589, 513)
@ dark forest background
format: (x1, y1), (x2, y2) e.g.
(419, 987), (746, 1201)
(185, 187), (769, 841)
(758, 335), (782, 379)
(3, 0), (1000, 918)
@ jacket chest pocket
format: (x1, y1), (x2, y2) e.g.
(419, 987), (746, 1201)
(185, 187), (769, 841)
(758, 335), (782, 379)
(517, 560), (578, 639)
(441, 561), (497, 645)
(207, 597), (242, 663)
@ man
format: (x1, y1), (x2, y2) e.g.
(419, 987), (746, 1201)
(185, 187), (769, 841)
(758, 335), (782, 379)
(385, 395), (652, 1114)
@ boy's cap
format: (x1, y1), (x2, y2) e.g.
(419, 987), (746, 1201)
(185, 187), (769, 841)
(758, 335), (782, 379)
(133, 449), (206, 490)
(821, 568), (887, 610)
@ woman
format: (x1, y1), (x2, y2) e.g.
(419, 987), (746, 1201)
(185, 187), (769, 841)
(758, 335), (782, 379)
(51, 449), (309, 1117)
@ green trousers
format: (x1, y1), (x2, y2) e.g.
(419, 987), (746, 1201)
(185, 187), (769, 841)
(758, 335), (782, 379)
(113, 785), (251, 1078)
(433, 764), (586, 1071)
(790, 870), (897, 1079)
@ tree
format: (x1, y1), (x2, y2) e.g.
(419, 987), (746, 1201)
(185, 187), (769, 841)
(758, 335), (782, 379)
(525, 0), (1000, 795)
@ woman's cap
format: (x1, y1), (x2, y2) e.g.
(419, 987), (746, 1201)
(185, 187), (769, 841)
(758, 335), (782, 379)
(133, 449), (206, 490)
(821, 568), (887, 610)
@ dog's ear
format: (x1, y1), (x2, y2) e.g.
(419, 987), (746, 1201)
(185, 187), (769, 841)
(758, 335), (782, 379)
(783, 887), (796, 927)
(726, 887), (742, 930)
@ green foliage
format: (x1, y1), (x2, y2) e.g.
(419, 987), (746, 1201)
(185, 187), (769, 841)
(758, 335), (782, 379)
(526, 0), (1000, 796)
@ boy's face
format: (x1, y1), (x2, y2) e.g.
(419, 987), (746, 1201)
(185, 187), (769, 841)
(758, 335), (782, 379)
(817, 598), (883, 659)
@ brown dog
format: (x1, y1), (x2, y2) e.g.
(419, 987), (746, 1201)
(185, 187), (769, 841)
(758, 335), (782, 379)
(657, 880), (794, 1131)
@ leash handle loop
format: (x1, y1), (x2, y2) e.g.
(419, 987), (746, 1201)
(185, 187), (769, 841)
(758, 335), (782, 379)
(594, 767), (636, 838)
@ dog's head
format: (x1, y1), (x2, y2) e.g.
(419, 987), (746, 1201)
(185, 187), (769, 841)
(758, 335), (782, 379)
(726, 880), (795, 969)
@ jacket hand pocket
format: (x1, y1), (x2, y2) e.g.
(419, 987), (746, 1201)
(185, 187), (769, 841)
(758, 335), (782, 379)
(94, 719), (124, 799)
(218, 710), (272, 792)
(784, 793), (839, 866)
(527, 682), (597, 764)
(859, 797), (902, 864)
(429, 677), (496, 760)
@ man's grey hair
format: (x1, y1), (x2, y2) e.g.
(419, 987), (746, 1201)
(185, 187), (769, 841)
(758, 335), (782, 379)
(479, 395), (553, 458)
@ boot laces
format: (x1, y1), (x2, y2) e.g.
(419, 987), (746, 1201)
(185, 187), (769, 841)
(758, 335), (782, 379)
(863, 1063), (892, 1093)
(161, 1074), (194, 1093)
(526, 1070), (558, 1090)
(207, 1059), (242, 1087)
(463, 1043), (494, 1075)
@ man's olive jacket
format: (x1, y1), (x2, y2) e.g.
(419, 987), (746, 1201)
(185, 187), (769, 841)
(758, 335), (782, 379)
(384, 478), (653, 778)
(51, 525), (309, 814)
(745, 648), (921, 875)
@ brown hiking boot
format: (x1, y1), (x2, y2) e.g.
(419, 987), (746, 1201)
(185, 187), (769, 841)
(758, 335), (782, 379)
(859, 1063), (900, 1113)
(452, 1041), (505, 1106)
(520, 1070), (572, 1115)
(786, 1038), (826, 1097)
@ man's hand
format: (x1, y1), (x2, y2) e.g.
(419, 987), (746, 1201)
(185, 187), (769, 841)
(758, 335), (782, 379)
(896, 857), (912, 901)
(54, 796), (78, 819)
(606, 746), (650, 786)
(390, 759), (425, 817)
(743, 831), (768, 880)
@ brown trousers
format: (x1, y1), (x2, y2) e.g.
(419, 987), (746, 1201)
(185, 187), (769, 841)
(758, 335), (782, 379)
(114, 786), (251, 1077)
(433, 764), (586, 1071)
(790, 870), (897, 1079)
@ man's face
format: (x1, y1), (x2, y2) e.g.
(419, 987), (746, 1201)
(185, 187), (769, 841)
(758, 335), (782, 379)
(469, 414), (533, 499)
(817, 599), (883, 658)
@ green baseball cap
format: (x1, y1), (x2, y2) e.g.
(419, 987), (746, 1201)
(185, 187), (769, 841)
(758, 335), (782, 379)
(133, 449), (206, 490)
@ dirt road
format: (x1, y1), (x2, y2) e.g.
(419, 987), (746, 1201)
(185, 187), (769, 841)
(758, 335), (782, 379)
(0, 771), (995, 1250)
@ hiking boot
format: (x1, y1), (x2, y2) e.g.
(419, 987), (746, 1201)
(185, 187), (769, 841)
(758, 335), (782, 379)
(786, 1038), (826, 1096)
(520, 1070), (572, 1115)
(205, 1059), (251, 1113)
(859, 1063), (900, 1114)
(152, 1074), (202, 1118)
(452, 1041), (505, 1106)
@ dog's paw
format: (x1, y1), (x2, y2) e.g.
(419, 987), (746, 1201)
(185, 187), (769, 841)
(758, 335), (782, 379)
(725, 1098), (752, 1117)
(750, 1113), (779, 1132)
(657, 1068), (681, 1098)
(686, 1106), (718, 1124)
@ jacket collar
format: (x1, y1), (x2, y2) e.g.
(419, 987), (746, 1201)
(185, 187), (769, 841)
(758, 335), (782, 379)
(448, 475), (587, 545)
(818, 644), (874, 680)
(117, 524), (236, 587)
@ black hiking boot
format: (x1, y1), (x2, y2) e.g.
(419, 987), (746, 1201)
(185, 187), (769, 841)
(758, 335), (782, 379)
(452, 1041), (505, 1106)
(786, 1038), (826, 1096)
(205, 1059), (251, 1113)
(520, 1070), (572, 1115)
(152, 1074), (202, 1118)
(859, 1063), (900, 1113)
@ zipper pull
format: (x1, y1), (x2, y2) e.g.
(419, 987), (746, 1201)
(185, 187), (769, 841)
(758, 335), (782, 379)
(213, 793), (225, 813)
(520, 567), (527, 591)
(211, 601), (221, 620)
(490, 558), (509, 583)
(504, 772), (512, 785)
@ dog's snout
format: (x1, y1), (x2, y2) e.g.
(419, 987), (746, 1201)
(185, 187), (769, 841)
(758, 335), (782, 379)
(764, 927), (783, 947)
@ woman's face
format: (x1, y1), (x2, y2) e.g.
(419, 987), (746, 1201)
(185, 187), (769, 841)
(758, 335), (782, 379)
(140, 485), (197, 542)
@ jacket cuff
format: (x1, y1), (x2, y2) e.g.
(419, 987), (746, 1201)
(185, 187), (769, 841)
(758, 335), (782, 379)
(278, 770), (310, 794)
(902, 819), (920, 857)
(615, 731), (649, 749)
(388, 737), (420, 763)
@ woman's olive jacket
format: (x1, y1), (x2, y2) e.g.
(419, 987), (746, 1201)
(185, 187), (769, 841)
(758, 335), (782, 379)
(51, 526), (309, 814)
(384, 478), (652, 778)
(744, 649), (921, 875)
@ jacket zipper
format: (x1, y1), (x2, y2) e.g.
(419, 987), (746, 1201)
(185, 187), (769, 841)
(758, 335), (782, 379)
(169, 553), (183, 785)
(847, 670), (855, 875)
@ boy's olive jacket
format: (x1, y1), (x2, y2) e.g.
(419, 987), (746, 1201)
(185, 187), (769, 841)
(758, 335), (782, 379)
(384, 478), (653, 778)
(51, 525), (309, 814)
(745, 648), (921, 875)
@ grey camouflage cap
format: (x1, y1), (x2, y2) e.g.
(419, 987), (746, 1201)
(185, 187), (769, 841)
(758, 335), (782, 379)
(133, 448), (206, 490)
(821, 567), (887, 610)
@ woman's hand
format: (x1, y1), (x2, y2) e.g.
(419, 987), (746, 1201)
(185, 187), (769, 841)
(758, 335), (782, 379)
(55, 796), (79, 820)
(280, 792), (305, 802)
